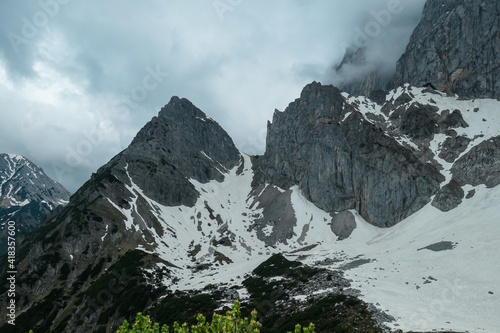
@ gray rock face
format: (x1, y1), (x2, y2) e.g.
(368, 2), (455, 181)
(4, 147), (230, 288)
(254, 82), (444, 227)
(451, 136), (500, 188)
(96, 96), (241, 208)
(394, 0), (500, 99)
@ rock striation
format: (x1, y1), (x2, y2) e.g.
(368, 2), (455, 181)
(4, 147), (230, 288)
(253, 82), (444, 227)
(394, 0), (500, 100)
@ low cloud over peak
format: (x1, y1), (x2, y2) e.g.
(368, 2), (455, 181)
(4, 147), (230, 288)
(324, 0), (426, 91)
(0, 1), (426, 192)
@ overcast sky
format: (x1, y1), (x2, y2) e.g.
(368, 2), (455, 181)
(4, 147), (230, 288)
(0, 0), (426, 192)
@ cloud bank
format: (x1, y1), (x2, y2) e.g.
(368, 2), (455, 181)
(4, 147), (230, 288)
(0, 0), (426, 192)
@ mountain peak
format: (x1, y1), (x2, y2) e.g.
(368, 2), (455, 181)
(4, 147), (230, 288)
(0, 153), (69, 203)
(87, 97), (241, 208)
(0, 153), (70, 254)
(159, 96), (212, 122)
(299, 81), (344, 101)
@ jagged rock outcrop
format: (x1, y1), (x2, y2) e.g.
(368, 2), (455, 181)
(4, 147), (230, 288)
(394, 0), (500, 99)
(439, 135), (471, 163)
(334, 47), (394, 96)
(451, 136), (500, 188)
(254, 82), (444, 227)
(431, 179), (464, 212)
(0, 154), (69, 255)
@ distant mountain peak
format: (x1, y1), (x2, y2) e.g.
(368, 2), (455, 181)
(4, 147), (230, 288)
(0, 153), (70, 254)
(0, 153), (69, 205)
(3, 153), (23, 161)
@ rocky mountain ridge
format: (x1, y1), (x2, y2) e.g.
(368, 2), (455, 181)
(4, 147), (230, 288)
(1, 0), (500, 331)
(334, 47), (394, 97)
(1, 83), (499, 332)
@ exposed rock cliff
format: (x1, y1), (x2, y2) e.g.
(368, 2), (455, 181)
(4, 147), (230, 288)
(253, 82), (444, 227)
(394, 0), (500, 99)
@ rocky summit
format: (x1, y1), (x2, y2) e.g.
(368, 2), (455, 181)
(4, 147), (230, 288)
(394, 0), (500, 99)
(1, 1), (500, 333)
(0, 154), (69, 255)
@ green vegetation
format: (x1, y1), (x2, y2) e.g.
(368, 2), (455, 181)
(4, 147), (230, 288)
(117, 300), (315, 333)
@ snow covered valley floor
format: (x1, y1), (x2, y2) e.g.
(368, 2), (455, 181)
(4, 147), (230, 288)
(294, 184), (500, 332)
(114, 153), (500, 332)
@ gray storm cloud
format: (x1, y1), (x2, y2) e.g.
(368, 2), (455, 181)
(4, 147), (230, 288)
(0, 1), (427, 192)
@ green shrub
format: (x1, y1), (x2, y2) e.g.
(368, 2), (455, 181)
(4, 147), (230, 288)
(116, 300), (315, 333)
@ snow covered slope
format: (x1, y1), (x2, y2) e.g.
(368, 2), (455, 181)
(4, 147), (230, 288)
(344, 84), (500, 166)
(105, 150), (500, 332)
(5, 86), (499, 333)
(296, 184), (500, 332)
(67, 86), (500, 332)
(0, 153), (69, 210)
